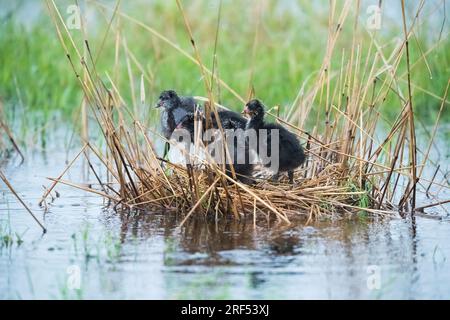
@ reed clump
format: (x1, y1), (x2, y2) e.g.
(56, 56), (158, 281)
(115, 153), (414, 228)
(43, 0), (449, 224)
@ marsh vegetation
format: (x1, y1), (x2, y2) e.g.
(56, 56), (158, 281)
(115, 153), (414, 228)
(0, 0), (449, 299)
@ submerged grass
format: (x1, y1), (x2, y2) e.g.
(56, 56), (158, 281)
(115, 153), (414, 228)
(0, 207), (27, 249)
(39, 0), (449, 224)
(70, 222), (123, 267)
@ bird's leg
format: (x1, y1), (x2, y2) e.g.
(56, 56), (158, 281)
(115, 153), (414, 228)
(163, 142), (171, 160)
(160, 142), (171, 169)
(288, 170), (294, 184)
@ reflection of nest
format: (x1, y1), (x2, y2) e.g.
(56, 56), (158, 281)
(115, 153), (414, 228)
(117, 210), (305, 266)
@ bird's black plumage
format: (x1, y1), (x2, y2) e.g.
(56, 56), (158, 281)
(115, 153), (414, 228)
(156, 90), (199, 157)
(177, 112), (254, 184)
(176, 109), (247, 140)
(211, 110), (247, 130)
(243, 99), (305, 184)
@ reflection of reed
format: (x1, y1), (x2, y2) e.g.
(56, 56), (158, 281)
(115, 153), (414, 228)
(178, 218), (257, 253)
(117, 209), (397, 247)
(116, 209), (179, 242)
(116, 210), (389, 254)
(117, 211), (258, 251)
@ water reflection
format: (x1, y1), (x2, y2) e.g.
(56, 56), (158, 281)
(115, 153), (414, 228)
(2, 183), (450, 299)
(1, 126), (449, 299)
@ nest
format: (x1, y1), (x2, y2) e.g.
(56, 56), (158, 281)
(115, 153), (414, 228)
(41, 1), (446, 225)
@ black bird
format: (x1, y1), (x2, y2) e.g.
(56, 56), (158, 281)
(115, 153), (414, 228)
(201, 101), (247, 130)
(243, 99), (305, 184)
(155, 90), (199, 157)
(177, 112), (254, 184)
(210, 109), (247, 130)
(176, 110), (245, 140)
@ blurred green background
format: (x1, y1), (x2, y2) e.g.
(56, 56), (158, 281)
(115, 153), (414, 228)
(0, 0), (449, 132)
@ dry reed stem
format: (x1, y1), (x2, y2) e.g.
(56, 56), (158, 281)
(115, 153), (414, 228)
(38, 144), (88, 206)
(0, 170), (46, 233)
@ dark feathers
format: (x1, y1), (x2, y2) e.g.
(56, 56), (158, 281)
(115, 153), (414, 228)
(177, 111), (254, 184)
(243, 99), (305, 183)
(156, 90), (199, 140)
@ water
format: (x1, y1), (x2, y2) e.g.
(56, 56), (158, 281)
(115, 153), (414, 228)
(1, 127), (449, 299)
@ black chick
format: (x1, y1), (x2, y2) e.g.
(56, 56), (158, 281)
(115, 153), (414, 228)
(243, 99), (305, 184)
(202, 100), (247, 130)
(211, 109), (247, 130)
(177, 112), (254, 184)
(155, 90), (199, 157)
(176, 108), (247, 140)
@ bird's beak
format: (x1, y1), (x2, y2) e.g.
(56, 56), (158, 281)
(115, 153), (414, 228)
(155, 100), (162, 108)
(241, 106), (250, 116)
